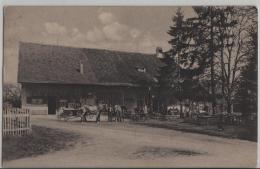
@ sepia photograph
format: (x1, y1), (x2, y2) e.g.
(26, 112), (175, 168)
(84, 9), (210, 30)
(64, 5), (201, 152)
(2, 4), (258, 168)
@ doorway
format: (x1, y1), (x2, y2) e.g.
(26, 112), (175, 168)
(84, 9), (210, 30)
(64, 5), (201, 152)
(48, 97), (56, 115)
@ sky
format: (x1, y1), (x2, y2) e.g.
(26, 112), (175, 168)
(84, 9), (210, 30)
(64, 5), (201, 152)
(3, 6), (196, 83)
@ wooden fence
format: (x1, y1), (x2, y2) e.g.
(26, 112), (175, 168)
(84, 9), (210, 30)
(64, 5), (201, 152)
(3, 108), (31, 136)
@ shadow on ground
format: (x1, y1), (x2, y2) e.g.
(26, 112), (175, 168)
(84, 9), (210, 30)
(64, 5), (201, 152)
(130, 146), (206, 159)
(3, 125), (81, 161)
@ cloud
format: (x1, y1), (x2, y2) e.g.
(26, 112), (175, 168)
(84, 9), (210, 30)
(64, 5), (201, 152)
(86, 27), (105, 42)
(139, 33), (155, 48)
(130, 28), (141, 39)
(44, 22), (67, 35)
(71, 27), (80, 36)
(98, 12), (117, 25)
(137, 32), (171, 53)
(40, 15), (166, 54)
(67, 27), (86, 45)
(42, 22), (88, 47)
(90, 11), (142, 42)
(102, 22), (129, 41)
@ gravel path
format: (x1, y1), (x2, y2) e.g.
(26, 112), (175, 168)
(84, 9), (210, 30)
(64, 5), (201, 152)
(3, 115), (257, 168)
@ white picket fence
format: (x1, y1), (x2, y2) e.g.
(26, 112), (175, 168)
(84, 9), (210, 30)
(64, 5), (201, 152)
(3, 108), (32, 136)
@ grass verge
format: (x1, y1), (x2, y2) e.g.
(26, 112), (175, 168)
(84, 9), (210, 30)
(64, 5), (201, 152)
(3, 125), (80, 161)
(134, 119), (257, 142)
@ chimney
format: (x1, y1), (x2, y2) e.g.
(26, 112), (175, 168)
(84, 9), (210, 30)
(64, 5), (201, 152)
(156, 47), (164, 58)
(80, 60), (84, 74)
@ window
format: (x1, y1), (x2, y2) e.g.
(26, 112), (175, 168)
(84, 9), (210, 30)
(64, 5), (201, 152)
(27, 97), (47, 104)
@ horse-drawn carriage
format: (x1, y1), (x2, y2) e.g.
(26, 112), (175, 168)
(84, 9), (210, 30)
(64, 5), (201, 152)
(57, 103), (149, 122)
(57, 104), (128, 122)
(57, 105), (98, 122)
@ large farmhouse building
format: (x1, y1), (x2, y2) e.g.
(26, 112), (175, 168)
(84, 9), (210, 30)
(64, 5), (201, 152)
(18, 42), (163, 115)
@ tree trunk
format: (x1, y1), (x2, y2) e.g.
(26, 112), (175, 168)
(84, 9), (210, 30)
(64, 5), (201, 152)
(219, 27), (225, 115)
(180, 99), (183, 118)
(227, 99), (232, 114)
(210, 10), (216, 114)
(210, 59), (216, 114)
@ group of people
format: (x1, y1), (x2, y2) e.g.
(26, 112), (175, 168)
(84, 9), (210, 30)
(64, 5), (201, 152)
(133, 105), (149, 120)
(107, 104), (127, 122)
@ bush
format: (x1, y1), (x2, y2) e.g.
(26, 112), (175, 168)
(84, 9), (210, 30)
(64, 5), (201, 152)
(3, 83), (21, 108)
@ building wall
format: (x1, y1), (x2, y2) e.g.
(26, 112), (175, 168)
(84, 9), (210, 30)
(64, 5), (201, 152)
(22, 104), (48, 115)
(21, 83), (149, 115)
(21, 85), (48, 114)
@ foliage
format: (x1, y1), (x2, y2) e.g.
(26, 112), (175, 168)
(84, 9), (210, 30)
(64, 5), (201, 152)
(157, 8), (192, 102)
(235, 25), (257, 118)
(161, 6), (257, 115)
(216, 7), (257, 114)
(157, 9), (182, 107)
(3, 83), (21, 108)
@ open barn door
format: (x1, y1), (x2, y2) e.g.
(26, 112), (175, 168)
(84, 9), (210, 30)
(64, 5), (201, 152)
(48, 96), (56, 115)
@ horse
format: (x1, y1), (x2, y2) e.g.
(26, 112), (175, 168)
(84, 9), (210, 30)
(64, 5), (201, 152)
(96, 104), (108, 122)
(80, 105), (97, 122)
(81, 104), (108, 122)
(107, 105), (114, 122)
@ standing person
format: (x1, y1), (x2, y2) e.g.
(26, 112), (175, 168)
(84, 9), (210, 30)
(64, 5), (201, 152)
(143, 105), (148, 120)
(96, 110), (101, 123)
(108, 105), (113, 122)
(121, 105), (127, 122)
(81, 105), (88, 122)
(115, 104), (122, 122)
(96, 104), (103, 123)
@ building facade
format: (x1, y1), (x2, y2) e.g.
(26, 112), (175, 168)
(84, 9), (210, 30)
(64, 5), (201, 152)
(18, 42), (162, 114)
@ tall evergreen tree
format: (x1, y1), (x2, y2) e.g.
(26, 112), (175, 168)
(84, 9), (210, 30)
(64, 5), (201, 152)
(187, 7), (223, 114)
(182, 7), (240, 114)
(157, 8), (190, 115)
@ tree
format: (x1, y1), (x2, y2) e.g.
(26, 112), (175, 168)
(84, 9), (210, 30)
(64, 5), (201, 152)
(160, 6), (257, 116)
(157, 8), (190, 115)
(183, 7), (224, 114)
(179, 6), (256, 114)
(235, 16), (257, 119)
(217, 7), (257, 114)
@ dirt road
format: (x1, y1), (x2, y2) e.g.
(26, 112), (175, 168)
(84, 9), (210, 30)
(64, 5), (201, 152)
(3, 115), (257, 168)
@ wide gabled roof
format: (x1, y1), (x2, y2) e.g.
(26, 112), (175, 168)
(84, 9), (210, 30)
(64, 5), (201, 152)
(18, 42), (163, 86)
